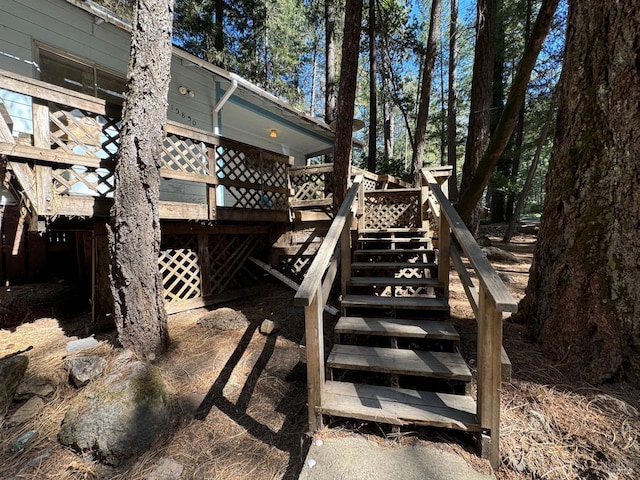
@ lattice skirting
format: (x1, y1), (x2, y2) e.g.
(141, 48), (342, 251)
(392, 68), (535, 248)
(160, 233), (266, 303)
(364, 190), (421, 229)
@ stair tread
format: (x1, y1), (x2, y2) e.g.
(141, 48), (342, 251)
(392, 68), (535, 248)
(335, 316), (459, 340)
(321, 381), (480, 430)
(351, 261), (437, 269)
(358, 237), (431, 242)
(354, 249), (434, 255)
(349, 276), (442, 287)
(360, 228), (430, 234)
(327, 344), (472, 380)
(342, 294), (449, 310)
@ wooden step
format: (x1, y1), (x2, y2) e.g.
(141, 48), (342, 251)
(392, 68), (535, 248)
(335, 316), (459, 342)
(354, 249), (434, 256)
(348, 276), (442, 288)
(320, 381), (480, 431)
(327, 344), (472, 381)
(351, 261), (437, 270)
(358, 237), (432, 244)
(360, 228), (430, 234)
(341, 294), (449, 311)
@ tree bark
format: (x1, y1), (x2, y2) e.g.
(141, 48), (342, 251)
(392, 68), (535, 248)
(332, 0), (363, 210)
(367, 0), (378, 173)
(108, 0), (173, 358)
(410, 0), (442, 186)
(458, 0), (496, 229)
(457, 0), (559, 224)
(325, 0), (337, 125)
(446, 0), (458, 202)
(518, 1), (640, 382)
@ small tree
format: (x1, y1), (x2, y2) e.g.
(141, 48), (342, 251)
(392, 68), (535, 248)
(108, 0), (174, 358)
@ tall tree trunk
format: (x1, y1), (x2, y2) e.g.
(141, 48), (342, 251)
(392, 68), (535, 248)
(447, 0), (459, 202)
(332, 0), (363, 210)
(383, 98), (394, 164)
(367, 0), (377, 172)
(503, 91), (555, 244)
(325, 0), (337, 125)
(457, 0), (559, 224)
(214, 0), (224, 53)
(519, 1), (640, 383)
(108, 0), (173, 358)
(458, 0), (496, 230)
(410, 0), (442, 186)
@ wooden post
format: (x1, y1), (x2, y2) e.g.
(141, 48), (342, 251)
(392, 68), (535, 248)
(207, 146), (217, 219)
(32, 101), (50, 149)
(340, 211), (352, 298)
(477, 285), (503, 470)
(438, 212), (451, 300)
(305, 291), (325, 431)
(198, 233), (211, 297)
(35, 166), (53, 214)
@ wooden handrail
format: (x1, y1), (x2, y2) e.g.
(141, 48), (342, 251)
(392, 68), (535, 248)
(294, 174), (363, 431)
(294, 174), (363, 306)
(422, 168), (517, 312)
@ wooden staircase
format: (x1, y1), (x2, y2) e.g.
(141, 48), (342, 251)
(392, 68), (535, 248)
(294, 168), (517, 470)
(321, 227), (482, 433)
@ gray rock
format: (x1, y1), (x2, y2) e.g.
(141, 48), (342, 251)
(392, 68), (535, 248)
(482, 246), (519, 264)
(67, 356), (107, 387)
(66, 336), (100, 354)
(197, 307), (249, 331)
(11, 430), (38, 452)
(58, 350), (170, 466)
(259, 319), (281, 335)
(147, 457), (184, 480)
(16, 376), (54, 399)
(476, 235), (492, 247)
(7, 396), (45, 427)
(0, 355), (29, 420)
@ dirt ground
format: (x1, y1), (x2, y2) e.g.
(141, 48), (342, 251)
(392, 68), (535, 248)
(1, 226), (639, 479)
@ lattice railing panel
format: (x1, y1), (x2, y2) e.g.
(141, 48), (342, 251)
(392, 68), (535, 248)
(364, 191), (421, 229)
(161, 135), (209, 175)
(52, 166), (115, 197)
(290, 171), (333, 203)
(48, 104), (121, 160)
(278, 256), (314, 284)
(216, 146), (287, 188)
(223, 185), (288, 210)
(159, 234), (201, 303)
(208, 234), (265, 294)
(362, 177), (378, 192)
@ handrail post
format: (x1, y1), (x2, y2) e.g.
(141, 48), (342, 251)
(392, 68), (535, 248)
(32, 101), (50, 149)
(207, 147), (217, 219)
(305, 288), (326, 431)
(477, 285), (503, 470)
(340, 211), (352, 298)
(438, 210), (451, 300)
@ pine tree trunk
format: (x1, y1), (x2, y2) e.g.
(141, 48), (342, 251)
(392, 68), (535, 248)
(108, 0), (173, 358)
(447, 0), (459, 202)
(332, 0), (363, 210)
(519, 1), (640, 382)
(367, 0), (377, 173)
(325, 0), (337, 125)
(410, 0), (442, 185)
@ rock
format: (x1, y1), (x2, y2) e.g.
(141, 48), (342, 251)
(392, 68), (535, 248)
(58, 350), (170, 466)
(147, 457), (184, 480)
(259, 319), (281, 335)
(482, 246), (519, 264)
(67, 356), (107, 387)
(476, 235), (492, 247)
(7, 396), (45, 427)
(16, 377), (54, 399)
(591, 394), (639, 418)
(11, 429), (38, 452)
(197, 308), (249, 331)
(66, 336), (100, 354)
(0, 355), (29, 420)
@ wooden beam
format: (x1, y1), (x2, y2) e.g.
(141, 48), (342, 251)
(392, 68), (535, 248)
(164, 285), (264, 315)
(7, 162), (38, 214)
(215, 207), (289, 223)
(0, 143), (108, 169)
(0, 68), (106, 114)
(248, 257), (339, 315)
(0, 103), (14, 143)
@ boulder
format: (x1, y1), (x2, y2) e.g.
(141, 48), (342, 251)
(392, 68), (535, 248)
(7, 396), (45, 427)
(147, 457), (184, 480)
(0, 355), (29, 420)
(482, 246), (519, 264)
(197, 307), (249, 331)
(16, 376), (54, 399)
(476, 235), (493, 247)
(66, 356), (107, 387)
(58, 350), (169, 466)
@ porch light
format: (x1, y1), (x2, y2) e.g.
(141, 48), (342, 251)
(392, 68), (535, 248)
(269, 129), (278, 138)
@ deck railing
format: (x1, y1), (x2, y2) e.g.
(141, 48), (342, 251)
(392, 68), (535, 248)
(0, 68), (292, 222)
(421, 167), (517, 468)
(293, 174), (364, 429)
